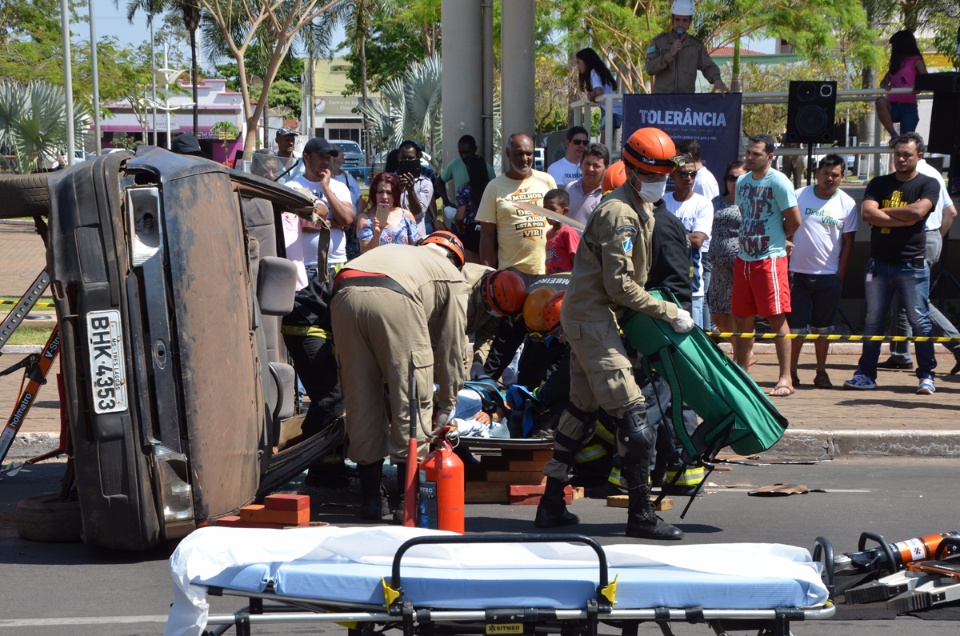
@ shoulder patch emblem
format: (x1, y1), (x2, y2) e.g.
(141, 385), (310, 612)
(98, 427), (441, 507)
(621, 236), (634, 254)
(647, 45), (656, 54)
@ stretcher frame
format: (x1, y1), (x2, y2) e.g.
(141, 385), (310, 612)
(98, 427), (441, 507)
(198, 534), (836, 636)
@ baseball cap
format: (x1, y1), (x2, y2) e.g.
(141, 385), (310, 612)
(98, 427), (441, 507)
(276, 126), (299, 137)
(171, 133), (203, 157)
(303, 137), (339, 156)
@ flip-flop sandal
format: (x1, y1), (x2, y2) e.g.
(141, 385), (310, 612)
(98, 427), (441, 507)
(769, 383), (795, 397)
(813, 371), (833, 389)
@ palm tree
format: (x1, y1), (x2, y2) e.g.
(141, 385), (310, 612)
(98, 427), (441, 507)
(358, 55), (442, 170)
(0, 82), (88, 174)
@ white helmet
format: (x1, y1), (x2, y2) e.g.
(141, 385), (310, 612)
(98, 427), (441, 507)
(671, 0), (695, 16)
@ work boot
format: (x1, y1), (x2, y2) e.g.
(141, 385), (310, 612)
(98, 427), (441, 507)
(534, 477), (579, 528)
(358, 460), (389, 521)
(625, 487), (683, 541)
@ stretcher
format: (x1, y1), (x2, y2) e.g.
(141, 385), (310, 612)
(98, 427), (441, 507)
(165, 527), (834, 636)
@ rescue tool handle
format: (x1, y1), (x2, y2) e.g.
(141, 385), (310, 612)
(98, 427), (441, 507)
(389, 534), (609, 595)
(812, 536), (836, 596)
(935, 537), (960, 560)
(858, 532), (898, 570)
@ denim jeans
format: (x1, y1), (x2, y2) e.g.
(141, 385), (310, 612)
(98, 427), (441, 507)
(858, 258), (936, 380)
(691, 296), (706, 330)
(888, 232), (960, 363)
(700, 252), (713, 330)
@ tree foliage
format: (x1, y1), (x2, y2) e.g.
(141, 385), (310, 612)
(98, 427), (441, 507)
(197, 0), (341, 158)
(340, 2), (429, 95)
(0, 81), (88, 173)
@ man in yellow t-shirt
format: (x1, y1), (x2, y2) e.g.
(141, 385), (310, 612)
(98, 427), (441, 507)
(477, 133), (557, 275)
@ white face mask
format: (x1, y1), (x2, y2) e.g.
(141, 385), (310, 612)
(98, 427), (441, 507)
(631, 175), (667, 203)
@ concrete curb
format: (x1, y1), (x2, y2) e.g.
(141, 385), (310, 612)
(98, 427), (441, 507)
(770, 429), (960, 459)
(8, 429), (960, 462)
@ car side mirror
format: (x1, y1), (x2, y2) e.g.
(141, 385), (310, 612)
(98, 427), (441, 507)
(257, 256), (297, 316)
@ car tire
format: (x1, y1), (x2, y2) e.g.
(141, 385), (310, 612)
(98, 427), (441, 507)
(15, 493), (83, 543)
(0, 173), (51, 220)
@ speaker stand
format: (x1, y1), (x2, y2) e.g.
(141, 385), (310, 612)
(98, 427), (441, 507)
(805, 144), (814, 186)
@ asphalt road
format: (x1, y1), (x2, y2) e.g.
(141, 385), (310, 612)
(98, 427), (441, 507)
(2, 456), (959, 635)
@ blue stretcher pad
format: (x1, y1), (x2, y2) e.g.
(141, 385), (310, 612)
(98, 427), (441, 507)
(165, 526), (831, 636)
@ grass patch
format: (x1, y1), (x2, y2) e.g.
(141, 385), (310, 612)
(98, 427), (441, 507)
(3, 325), (53, 346)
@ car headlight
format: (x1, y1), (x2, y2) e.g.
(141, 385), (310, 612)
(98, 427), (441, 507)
(154, 445), (195, 526)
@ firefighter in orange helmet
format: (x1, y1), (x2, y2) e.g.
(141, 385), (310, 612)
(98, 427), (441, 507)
(535, 128), (695, 540)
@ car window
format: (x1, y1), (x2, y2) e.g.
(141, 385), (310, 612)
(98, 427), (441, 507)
(334, 142), (363, 155)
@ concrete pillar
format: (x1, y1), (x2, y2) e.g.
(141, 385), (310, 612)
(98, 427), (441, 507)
(482, 0), (495, 164)
(500, 0), (536, 148)
(441, 0), (484, 175)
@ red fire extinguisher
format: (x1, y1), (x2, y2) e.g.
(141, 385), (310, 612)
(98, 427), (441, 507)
(418, 429), (464, 534)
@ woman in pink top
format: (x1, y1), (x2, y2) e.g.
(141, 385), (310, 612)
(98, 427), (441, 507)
(876, 30), (927, 137)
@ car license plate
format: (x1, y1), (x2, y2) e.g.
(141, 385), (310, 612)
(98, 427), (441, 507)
(86, 309), (129, 414)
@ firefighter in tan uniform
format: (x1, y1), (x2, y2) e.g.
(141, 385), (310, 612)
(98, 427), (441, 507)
(330, 231), (469, 520)
(644, 0), (729, 94)
(535, 128), (695, 540)
(462, 265), (528, 377)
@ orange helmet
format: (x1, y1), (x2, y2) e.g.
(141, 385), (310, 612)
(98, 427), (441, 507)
(542, 290), (565, 331)
(522, 286), (556, 333)
(421, 230), (465, 270)
(602, 160), (627, 193)
(482, 269), (527, 317)
(622, 127), (678, 174)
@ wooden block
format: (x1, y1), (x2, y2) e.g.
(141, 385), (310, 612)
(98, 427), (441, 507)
(465, 482), (509, 503)
(240, 505), (310, 526)
(504, 459), (549, 472)
(216, 516), (287, 529)
(571, 487), (585, 500)
(508, 484), (573, 506)
(464, 464), (489, 481)
(264, 494), (310, 511)
(483, 470), (546, 484)
(606, 495), (673, 511)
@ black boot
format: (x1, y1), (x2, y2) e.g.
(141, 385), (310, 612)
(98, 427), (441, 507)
(534, 477), (579, 528)
(358, 460), (389, 521)
(625, 486), (683, 540)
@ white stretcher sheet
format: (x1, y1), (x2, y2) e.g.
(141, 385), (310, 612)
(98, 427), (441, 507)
(165, 526), (828, 636)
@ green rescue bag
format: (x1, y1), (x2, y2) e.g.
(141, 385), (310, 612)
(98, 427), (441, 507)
(621, 291), (788, 459)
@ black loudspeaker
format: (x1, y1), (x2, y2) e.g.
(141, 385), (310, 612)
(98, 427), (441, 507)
(917, 73), (960, 155)
(785, 81), (837, 144)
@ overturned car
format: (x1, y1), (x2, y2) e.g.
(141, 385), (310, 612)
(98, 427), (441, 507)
(3, 147), (342, 550)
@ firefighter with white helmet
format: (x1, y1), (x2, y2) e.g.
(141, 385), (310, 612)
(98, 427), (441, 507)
(330, 231), (470, 520)
(645, 0), (729, 94)
(534, 127), (695, 540)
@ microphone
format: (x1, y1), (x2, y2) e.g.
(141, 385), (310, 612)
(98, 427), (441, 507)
(676, 27), (686, 41)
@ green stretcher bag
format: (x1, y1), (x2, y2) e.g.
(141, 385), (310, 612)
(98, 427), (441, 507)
(621, 290), (788, 460)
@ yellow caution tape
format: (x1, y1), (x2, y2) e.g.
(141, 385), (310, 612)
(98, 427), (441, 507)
(709, 332), (960, 343)
(0, 300), (55, 308)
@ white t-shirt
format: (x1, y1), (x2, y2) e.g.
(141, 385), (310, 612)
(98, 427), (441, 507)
(664, 192), (713, 296)
(692, 166), (719, 251)
(287, 175), (353, 266)
(547, 157), (582, 188)
(790, 186), (858, 275)
(590, 70), (622, 116)
(917, 159), (951, 231)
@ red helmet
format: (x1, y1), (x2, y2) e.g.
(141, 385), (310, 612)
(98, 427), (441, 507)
(482, 269), (527, 317)
(602, 160), (627, 192)
(421, 230), (465, 270)
(522, 286), (556, 333)
(542, 290), (565, 331)
(622, 127), (679, 174)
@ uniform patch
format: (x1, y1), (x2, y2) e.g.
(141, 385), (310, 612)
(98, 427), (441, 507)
(617, 224), (636, 254)
(615, 225), (637, 235)
(621, 236), (634, 254)
(647, 45), (656, 53)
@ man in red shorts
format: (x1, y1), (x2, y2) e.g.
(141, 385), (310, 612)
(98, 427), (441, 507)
(732, 134), (801, 396)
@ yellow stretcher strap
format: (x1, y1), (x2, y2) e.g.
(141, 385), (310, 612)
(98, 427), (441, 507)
(382, 577), (400, 608)
(600, 574), (618, 605)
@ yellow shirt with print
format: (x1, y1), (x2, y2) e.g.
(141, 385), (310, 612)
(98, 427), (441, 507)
(475, 170), (557, 275)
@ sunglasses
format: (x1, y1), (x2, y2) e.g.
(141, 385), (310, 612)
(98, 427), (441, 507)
(571, 139), (589, 146)
(675, 169), (697, 179)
